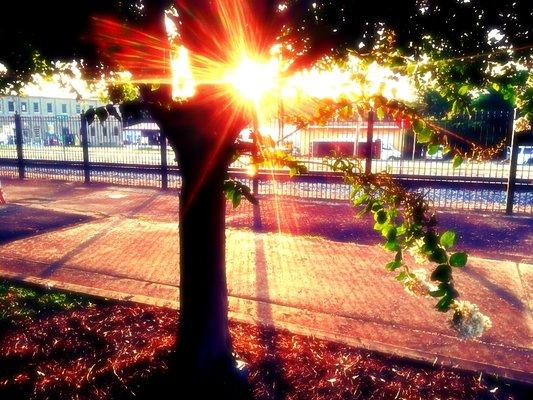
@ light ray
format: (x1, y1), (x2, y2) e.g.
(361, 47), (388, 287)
(92, 0), (420, 235)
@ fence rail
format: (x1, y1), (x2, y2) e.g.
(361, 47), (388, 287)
(0, 111), (531, 214)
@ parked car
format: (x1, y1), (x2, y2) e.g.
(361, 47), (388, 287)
(44, 134), (60, 146)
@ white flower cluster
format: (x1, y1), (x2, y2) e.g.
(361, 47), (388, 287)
(450, 300), (493, 339)
(406, 238), (427, 264)
(514, 117), (531, 133)
(403, 269), (437, 297)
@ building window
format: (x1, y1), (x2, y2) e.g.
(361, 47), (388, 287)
(102, 127), (108, 137)
(33, 102), (39, 113)
(33, 126), (41, 137)
(113, 126), (120, 136)
(22, 129), (29, 137)
(21, 102), (27, 113)
(47, 103), (53, 113)
(61, 104), (67, 114)
(75, 104), (81, 114)
(90, 127), (96, 136)
(8, 101), (14, 112)
(0, 101), (3, 113)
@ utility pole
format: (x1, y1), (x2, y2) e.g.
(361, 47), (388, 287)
(366, 110), (374, 174)
(505, 108), (519, 214)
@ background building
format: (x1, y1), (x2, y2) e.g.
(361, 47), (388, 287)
(0, 95), (99, 117)
(0, 95), (123, 147)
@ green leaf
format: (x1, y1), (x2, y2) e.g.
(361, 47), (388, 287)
(429, 288), (446, 298)
(224, 187), (235, 204)
(85, 108), (96, 125)
(458, 85), (469, 95)
(452, 154), (463, 169)
(105, 104), (122, 122)
(382, 226), (397, 241)
(349, 186), (361, 200)
(95, 106), (109, 123)
(492, 82), (500, 92)
(449, 252), (468, 267)
(396, 224), (406, 236)
(428, 144), (441, 156)
(395, 271), (408, 281)
(232, 191), (242, 208)
(412, 119), (426, 133)
(431, 264), (452, 282)
(386, 261), (401, 271)
(423, 232), (438, 248)
(429, 248), (448, 264)
(375, 210), (388, 224)
(395, 250), (403, 263)
(376, 107), (385, 120)
(371, 202), (382, 212)
(451, 99), (460, 115)
(384, 239), (399, 251)
(353, 193), (368, 206)
(439, 230), (457, 249)
(223, 179), (256, 208)
(436, 294), (454, 312)
(417, 127), (433, 143)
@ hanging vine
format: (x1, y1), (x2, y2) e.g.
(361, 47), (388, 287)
(219, 92), (502, 339)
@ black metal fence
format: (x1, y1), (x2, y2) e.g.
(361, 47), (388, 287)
(0, 111), (531, 214)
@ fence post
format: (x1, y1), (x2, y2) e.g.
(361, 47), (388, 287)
(365, 110), (374, 174)
(505, 109), (518, 215)
(252, 112), (259, 196)
(160, 130), (169, 190)
(14, 112), (25, 179)
(80, 113), (90, 184)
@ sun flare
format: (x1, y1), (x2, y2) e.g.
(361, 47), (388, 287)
(224, 57), (281, 103)
(94, 0), (417, 122)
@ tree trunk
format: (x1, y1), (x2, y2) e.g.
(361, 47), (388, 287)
(149, 88), (251, 397)
(178, 157), (231, 372)
(168, 131), (250, 398)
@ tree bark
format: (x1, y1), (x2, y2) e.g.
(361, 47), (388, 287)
(178, 151), (231, 374)
(154, 93), (251, 397)
(174, 143), (250, 398)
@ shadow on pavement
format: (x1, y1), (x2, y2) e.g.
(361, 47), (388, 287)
(462, 267), (526, 311)
(0, 204), (94, 244)
(253, 203), (290, 400)
(227, 197), (533, 262)
(437, 213), (533, 263)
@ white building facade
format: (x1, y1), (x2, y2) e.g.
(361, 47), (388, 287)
(0, 96), (123, 147)
(0, 95), (100, 117)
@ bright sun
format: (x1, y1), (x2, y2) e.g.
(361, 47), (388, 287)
(224, 57), (281, 103)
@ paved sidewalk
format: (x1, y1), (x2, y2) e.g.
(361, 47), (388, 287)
(0, 178), (531, 384)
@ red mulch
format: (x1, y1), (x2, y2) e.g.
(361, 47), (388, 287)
(0, 302), (528, 400)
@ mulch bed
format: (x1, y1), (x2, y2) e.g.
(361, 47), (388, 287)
(0, 281), (529, 399)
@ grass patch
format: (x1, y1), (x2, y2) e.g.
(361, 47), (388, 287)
(0, 279), (97, 327)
